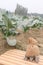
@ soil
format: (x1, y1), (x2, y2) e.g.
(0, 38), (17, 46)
(0, 28), (43, 55)
(15, 28), (43, 55)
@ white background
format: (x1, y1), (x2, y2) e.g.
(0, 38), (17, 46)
(0, 0), (43, 14)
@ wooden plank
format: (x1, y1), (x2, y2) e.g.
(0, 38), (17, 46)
(0, 55), (38, 65)
(0, 49), (43, 65)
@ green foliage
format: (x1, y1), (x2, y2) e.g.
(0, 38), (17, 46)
(23, 25), (30, 32)
(0, 25), (2, 27)
(11, 18), (18, 21)
(32, 23), (43, 28)
(2, 14), (17, 37)
(2, 14), (13, 28)
(22, 16), (29, 20)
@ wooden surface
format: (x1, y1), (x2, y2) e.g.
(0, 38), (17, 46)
(0, 49), (43, 65)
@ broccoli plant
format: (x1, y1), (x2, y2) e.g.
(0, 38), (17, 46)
(2, 14), (17, 37)
(23, 25), (30, 32)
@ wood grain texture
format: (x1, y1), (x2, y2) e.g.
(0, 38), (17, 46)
(0, 49), (43, 65)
